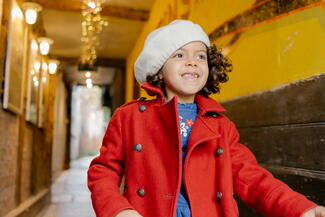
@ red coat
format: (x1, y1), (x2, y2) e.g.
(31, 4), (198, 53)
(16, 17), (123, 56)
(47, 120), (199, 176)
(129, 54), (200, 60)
(88, 82), (316, 217)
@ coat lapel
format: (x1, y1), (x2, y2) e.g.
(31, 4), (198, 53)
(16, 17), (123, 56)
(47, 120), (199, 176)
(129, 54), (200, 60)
(187, 95), (226, 152)
(140, 82), (227, 153)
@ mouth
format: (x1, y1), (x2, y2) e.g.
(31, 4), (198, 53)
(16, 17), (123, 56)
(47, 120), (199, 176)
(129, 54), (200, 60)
(181, 72), (200, 79)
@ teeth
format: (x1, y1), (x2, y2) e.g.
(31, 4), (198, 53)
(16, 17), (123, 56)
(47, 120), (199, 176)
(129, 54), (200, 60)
(182, 73), (199, 78)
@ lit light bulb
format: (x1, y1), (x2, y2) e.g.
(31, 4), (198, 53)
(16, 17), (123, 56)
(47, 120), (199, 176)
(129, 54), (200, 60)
(39, 42), (50, 55)
(86, 78), (92, 84)
(85, 71), (91, 78)
(37, 37), (53, 55)
(25, 9), (37, 24)
(12, 6), (23, 19)
(87, 82), (93, 89)
(42, 62), (48, 71)
(21, 2), (42, 25)
(34, 61), (41, 71)
(34, 80), (39, 86)
(48, 60), (59, 74)
(42, 76), (47, 83)
(31, 40), (38, 50)
(87, 1), (96, 9)
(33, 75), (38, 82)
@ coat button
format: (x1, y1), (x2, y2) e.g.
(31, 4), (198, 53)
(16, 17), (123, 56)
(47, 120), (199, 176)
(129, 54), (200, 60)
(139, 104), (146, 112)
(215, 147), (224, 156)
(134, 144), (142, 152)
(217, 192), (223, 200)
(137, 188), (145, 197)
(138, 97), (147, 101)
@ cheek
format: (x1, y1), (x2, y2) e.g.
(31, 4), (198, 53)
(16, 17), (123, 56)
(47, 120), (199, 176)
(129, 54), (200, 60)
(201, 65), (209, 80)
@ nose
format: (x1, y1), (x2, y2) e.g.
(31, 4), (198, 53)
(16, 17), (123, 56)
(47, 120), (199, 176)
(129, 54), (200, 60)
(185, 57), (197, 67)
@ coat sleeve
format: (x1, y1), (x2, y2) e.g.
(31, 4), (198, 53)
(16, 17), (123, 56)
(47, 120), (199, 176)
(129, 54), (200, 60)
(88, 110), (134, 217)
(227, 121), (317, 217)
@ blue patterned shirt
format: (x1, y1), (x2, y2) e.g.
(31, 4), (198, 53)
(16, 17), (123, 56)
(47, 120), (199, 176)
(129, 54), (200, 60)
(176, 103), (198, 217)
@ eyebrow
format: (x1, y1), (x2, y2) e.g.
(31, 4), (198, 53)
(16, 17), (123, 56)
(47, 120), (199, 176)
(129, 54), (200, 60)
(177, 48), (207, 53)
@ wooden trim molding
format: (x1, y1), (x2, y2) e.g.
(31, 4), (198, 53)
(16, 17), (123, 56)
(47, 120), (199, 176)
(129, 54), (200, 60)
(209, 0), (322, 41)
(30, 0), (149, 21)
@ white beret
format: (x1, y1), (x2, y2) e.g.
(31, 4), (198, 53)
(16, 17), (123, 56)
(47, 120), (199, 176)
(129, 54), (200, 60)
(134, 19), (210, 84)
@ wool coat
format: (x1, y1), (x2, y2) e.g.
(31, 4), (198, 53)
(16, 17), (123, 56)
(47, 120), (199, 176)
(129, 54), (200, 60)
(88, 82), (316, 217)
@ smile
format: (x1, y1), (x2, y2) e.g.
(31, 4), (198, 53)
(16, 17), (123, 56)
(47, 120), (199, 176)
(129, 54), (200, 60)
(181, 72), (200, 79)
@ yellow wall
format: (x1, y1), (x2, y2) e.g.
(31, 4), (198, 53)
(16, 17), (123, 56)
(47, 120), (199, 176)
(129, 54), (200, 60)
(213, 6), (325, 101)
(126, 0), (325, 102)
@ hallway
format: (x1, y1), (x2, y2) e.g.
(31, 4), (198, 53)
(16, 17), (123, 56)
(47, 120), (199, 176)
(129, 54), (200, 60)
(38, 156), (96, 217)
(0, 0), (324, 216)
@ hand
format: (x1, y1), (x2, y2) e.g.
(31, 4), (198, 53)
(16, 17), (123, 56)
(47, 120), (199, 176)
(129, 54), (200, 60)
(115, 209), (143, 217)
(302, 206), (325, 217)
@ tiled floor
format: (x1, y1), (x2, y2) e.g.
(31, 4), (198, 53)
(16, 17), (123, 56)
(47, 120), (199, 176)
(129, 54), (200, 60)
(38, 156), (96, 217)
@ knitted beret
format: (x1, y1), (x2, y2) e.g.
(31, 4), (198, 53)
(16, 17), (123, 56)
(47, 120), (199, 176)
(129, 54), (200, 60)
(134, 19), (210, 84)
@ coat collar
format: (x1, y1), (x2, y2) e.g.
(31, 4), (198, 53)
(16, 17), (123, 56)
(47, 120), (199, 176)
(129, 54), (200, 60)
(140, 82), (227, 114)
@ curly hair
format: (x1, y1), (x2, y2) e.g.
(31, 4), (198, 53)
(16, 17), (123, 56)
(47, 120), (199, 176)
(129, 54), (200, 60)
(146, 44), (232, 97)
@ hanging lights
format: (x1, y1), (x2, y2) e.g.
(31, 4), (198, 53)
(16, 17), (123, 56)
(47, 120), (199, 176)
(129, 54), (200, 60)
(80, 0), (108, 69)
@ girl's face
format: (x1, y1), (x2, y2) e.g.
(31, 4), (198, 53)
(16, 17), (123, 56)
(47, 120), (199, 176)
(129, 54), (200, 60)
(161, 41), (209, 103)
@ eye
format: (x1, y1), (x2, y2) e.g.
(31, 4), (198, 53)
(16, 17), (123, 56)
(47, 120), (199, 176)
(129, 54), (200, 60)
(197, 54), (207, 60)
(174, 53), (183, 58)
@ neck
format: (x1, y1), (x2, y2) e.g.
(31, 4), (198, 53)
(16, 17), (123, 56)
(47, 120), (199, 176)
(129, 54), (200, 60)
(166, 93), (195, 103)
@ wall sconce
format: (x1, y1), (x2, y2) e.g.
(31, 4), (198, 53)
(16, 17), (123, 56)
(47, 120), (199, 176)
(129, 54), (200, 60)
(48, 59), (60, 74)
(21, 2), (42, 25)
(37, 37), (53, 55)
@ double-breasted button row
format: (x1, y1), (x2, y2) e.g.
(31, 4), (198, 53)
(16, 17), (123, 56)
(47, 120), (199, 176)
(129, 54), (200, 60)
(134, 144), (143, 152)
(215, 147), (224, 156)
(137, 188), (145, 197)
(139, 104), (146, 112)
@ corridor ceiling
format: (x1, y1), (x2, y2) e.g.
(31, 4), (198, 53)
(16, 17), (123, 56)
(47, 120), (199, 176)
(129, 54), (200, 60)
(34, 0), (155, 85)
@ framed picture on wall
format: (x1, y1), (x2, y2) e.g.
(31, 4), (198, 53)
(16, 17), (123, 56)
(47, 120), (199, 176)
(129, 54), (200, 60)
(3, 0), (27, 114)
(26, 39), (40, 124)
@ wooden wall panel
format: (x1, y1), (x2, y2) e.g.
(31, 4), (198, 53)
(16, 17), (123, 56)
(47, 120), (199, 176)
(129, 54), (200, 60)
(222, 74), (325, 217)
(239, 124), (325, 170)
(222, 73), (325, 127)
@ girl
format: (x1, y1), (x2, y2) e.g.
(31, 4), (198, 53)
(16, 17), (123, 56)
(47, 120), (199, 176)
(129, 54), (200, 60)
(88, 20), (324, 217)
